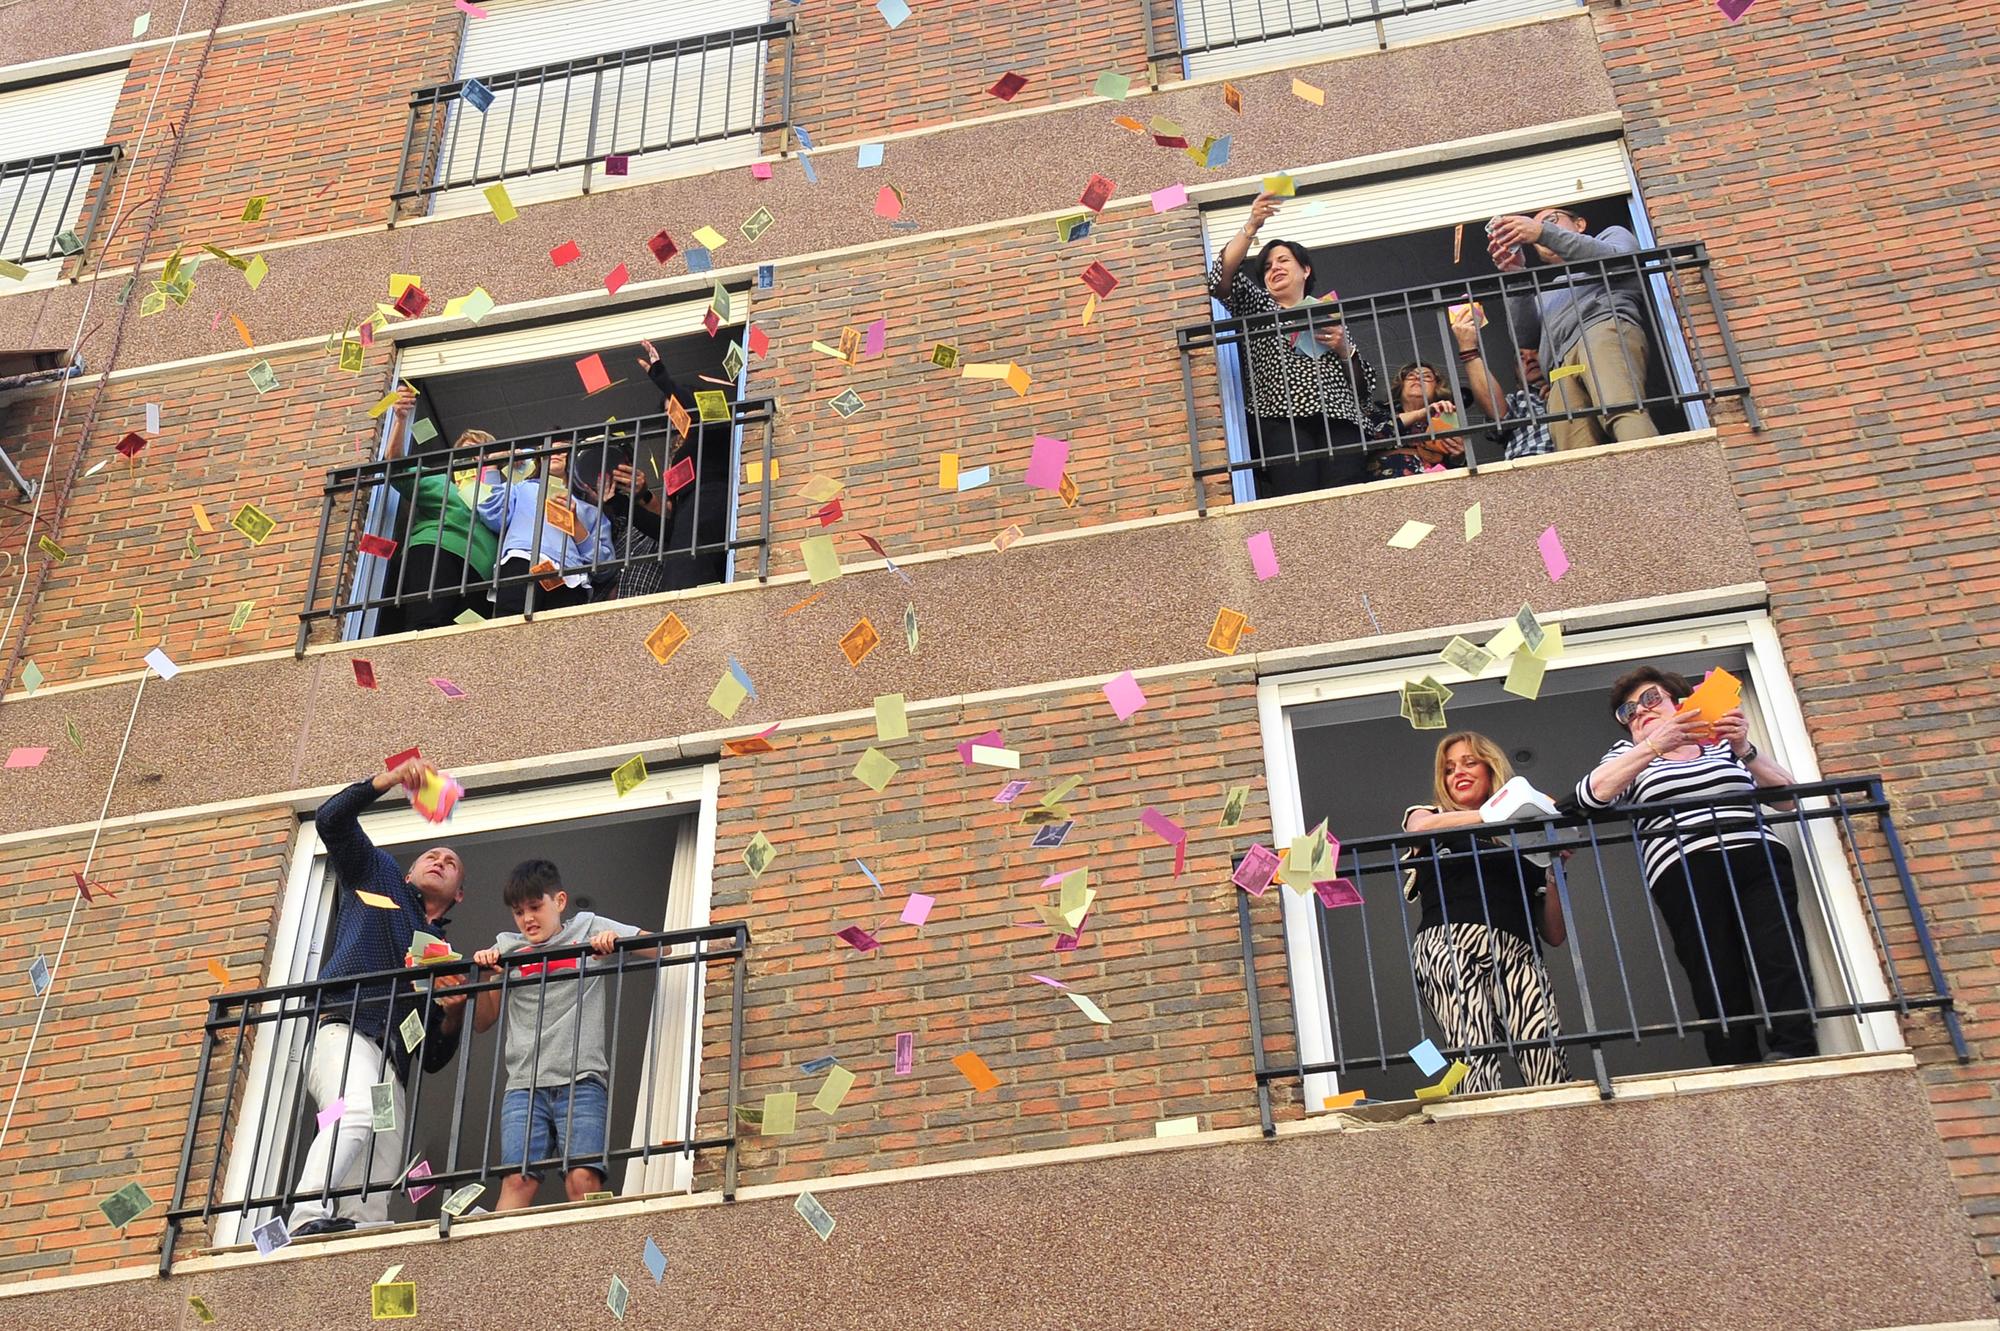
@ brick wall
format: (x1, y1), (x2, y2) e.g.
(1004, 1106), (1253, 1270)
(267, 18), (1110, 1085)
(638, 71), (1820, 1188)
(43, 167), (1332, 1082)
(1592, 0), (2000, 1284)
(0, 809), (295, 1280)
(699, 668), (1294, 1184)
(786, 0), (1162, 146)
(91, 0), (463, 271)
(741, 204), (1220, 577)
(1, 346), (396, 685)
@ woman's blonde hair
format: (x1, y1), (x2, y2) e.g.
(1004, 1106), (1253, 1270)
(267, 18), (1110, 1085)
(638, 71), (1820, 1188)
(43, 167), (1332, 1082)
(1431, 731), (1513, 811)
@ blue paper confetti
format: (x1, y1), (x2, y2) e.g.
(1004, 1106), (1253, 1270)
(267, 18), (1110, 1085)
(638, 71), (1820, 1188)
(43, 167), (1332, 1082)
(855, 859), (884, 895)
(956, 465), (991, 491)
(685, 247), (713, 275)
(642, 1237), (667, 1284)
(857, 143), (884, 169)
(756, 264), (775, 291)
(801, 1055), (841, 1075)
(1408, 1038), (1447, 1077)
(877, 0), (911, 26)
(727, 656), (757, 700)
(461, 78), (493, 113)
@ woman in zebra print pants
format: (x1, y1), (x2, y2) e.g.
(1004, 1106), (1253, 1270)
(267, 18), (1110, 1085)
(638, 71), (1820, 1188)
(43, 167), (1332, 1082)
(1402, 732), (1571, 1093)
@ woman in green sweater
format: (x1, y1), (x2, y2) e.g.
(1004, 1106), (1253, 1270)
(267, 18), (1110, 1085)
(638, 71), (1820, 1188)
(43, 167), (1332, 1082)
(381, 388), (500, 632)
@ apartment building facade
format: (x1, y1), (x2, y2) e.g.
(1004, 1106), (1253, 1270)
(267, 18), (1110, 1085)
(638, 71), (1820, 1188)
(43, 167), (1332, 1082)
(0, 0), (1993, 1324)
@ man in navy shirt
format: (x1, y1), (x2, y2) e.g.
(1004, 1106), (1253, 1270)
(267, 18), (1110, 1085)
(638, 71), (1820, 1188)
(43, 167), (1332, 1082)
(289, 758), (470, 1237)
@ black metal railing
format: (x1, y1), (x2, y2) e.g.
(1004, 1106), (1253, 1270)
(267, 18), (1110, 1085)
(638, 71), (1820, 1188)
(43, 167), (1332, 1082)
(1179, 241), (1758, 510)
(162, 924), (747, 1273)
(1147, 0), (1578, 63)
(392, 20), (793, 215)
(1234, 778), (1965, 1134)
(0, 145), (122, 268)
(296, 398), (775, 652)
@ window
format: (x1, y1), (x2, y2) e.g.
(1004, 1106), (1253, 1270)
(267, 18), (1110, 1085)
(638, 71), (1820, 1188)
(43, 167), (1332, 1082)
(0, 64), (126, 278)
(413, 0), (781, 218)
(210, 764), (723, 1245)
(1254, 611), (1906, 1108)
(300, 295), (768, 644)
(1189, 141), (1744, 503)
(1169, 0), (1583, 78)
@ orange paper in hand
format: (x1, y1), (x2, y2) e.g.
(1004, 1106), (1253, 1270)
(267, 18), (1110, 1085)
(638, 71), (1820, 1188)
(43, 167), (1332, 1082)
(1682, 667), (1742, 733)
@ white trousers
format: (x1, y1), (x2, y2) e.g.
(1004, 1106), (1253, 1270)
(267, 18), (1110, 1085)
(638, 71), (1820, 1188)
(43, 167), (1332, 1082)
(288, 1023), (408, 1227)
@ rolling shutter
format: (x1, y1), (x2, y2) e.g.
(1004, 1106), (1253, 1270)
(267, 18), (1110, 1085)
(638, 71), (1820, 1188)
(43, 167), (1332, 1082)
(1180, 0), (1582, 79)
(0, 66), (127, 269)
(395, 294), (729, 379)
(430, 0), (770, 216)
(1202, 139), (1631, 252)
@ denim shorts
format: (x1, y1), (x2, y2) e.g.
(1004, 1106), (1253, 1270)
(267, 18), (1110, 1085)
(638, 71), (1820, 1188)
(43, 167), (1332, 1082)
(499, 1079), (609, 1180)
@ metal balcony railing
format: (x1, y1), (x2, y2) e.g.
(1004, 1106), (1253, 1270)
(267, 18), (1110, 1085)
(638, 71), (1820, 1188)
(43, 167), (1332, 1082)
(162, 924), (748, 1273)
(0, 145), (122, 269)
(296, 398), (775, 652)
(1234, 778), (1965, 1134)
(1147, 0), (1582, 64)
(1178, 241), (1758, 511)
(391, 20), (793, 215)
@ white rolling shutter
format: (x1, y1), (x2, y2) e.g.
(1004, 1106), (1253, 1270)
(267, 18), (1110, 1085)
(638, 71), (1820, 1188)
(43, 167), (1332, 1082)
(0, 66), (127, 271)
(395, 294), (729, 379)
(1202, 139), (1631, 252)
(1181, 0), (1581, 79)
(430, 0), (769, 217)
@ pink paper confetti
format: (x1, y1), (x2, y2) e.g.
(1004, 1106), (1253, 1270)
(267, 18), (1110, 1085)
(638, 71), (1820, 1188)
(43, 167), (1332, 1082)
(5, 747), (49, 769)
(751, 161), (774, 180)
(836, 925), (879, 953)
(604, 263), (629, 295)
(404, 1159), (437, 1203)
(429, 677), (466, 699)
(1232, 845), (1280, 896)
(900, 893), (935, 927)
(1247, 531), (1280, 581)
(1150, 183), (1188, 212)
(453, 0), (488, 15)
(994, 779), (1029, 804)
(1538, 525), (1570, 581)
(1313, 878), (1363, 908)
(1139, 807), (1185, 845)
(1023, 435), (1068, 491)
(1716, 0), (1754, 19)
(863, 318), (887, 358)
(315, 1097), (347, 1132)
(1103, 671), (1147, 721)
(1055, 909), (1089, 952)
(894, 1032), (914, 1075)
(1028, 974), (1068, 989)
(957, 729), (1003, 765)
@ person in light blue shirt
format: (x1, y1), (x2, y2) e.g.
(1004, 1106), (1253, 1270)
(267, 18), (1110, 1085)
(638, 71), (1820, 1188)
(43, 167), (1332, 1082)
(475, 445), (613, 616)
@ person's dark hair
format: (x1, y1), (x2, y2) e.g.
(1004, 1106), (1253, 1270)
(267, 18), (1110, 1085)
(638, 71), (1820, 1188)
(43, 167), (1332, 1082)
(502, 859), (565, 909)
(1607, 666), (1693, 724)
(1255, 239), (1319, 297)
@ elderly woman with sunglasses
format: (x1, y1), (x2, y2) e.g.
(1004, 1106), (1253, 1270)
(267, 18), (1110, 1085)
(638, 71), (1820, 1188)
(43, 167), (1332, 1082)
(1574, 666), (1819, 1065)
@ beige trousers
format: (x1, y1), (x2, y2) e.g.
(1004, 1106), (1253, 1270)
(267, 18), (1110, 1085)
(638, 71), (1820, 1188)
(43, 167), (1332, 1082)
(1548, 317), (1659, 452)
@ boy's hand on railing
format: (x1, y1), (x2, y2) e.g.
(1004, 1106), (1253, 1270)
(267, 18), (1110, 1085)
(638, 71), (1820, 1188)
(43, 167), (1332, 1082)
(589, 930), (621, 955)
(473, 948), (501, 969)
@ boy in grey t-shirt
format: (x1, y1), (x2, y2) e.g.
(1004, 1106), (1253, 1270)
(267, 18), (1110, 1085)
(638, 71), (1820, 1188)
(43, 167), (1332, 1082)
(471, 860), (654, 1209)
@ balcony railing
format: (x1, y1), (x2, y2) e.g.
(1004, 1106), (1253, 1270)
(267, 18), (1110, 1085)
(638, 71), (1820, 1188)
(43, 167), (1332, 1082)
(391, 20), (794, 215)
(162, 924), (748, 1274)
(1234, 778), (1965, 1134)
(1147, 0), (1582, 66)
(0, 145), (122, 269)
(297, 398), (775, 652)
(1177, 241), (1758, 512)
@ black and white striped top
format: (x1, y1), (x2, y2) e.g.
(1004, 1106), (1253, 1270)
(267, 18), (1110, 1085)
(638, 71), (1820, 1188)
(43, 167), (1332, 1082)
(1574, 740), (1774, 887)
(1207, 258), (1378, 425)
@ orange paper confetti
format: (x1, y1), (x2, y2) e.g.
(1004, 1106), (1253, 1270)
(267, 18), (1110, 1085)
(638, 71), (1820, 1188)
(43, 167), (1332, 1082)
(953, 1051), (1000, 1092)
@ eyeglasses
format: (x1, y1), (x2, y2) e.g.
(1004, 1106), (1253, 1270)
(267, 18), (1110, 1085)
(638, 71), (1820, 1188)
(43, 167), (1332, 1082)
(1615, 687), (1671, 726)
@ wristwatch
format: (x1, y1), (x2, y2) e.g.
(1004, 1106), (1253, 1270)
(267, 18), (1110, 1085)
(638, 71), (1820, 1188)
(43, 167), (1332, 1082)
(1736, 743), (1759, 763)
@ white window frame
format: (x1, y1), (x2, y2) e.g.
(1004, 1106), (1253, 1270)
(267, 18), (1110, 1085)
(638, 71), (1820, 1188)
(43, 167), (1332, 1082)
(212, 761), (722, 1244)
(0, 63), (127, 288)
(1173, 0), (1584, 81)
(1254, 608), (1902, 1109)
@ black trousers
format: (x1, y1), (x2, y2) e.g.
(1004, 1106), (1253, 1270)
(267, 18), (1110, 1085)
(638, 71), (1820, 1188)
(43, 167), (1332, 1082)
(492, 557), (592, 618)
(1248, 416), (1368, 498)
(1652, 842), (1818, 1063)
(386, 546), (479, 633)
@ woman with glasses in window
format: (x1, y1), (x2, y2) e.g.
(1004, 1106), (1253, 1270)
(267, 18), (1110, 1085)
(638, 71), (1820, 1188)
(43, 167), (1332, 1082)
(1575, 666), (1819, 1065)
(1365, 360), (1466, 480)
(1207, 191), (1380, 497)
(1402, 732), (1570, 1093)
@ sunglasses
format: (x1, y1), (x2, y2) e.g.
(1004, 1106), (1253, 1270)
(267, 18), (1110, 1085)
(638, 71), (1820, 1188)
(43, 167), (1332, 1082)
(1615, 686), (1674, 726)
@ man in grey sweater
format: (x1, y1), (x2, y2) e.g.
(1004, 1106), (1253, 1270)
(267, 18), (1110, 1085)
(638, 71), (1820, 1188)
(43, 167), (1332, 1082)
(1489, 207), (1661, 453)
